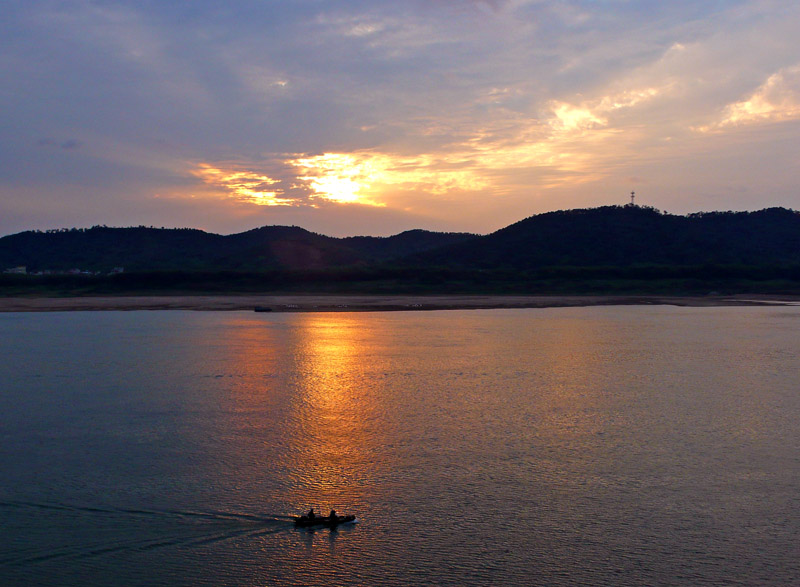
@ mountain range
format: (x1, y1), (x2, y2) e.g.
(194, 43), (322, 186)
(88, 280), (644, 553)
(0, 225), (475, 272)
(3, 205), (800, 275)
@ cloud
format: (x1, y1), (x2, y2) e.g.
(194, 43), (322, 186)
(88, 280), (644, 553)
(37, 138), (82, 150)
(191, 163), (293, 206)
(697, 65), (800, 131)
(191, 151), (490, 209)
(4, 1), (800, 238)
(188, 77), (667, 214)
(549, 102), (607, 132)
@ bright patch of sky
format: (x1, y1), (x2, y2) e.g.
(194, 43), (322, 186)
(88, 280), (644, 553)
(2, 0), (799, 236)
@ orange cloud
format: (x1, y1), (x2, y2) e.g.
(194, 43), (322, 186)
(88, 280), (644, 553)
(191, 163), (294, 206)
(288, 152), (490, 204)
(190, 81), (667, 212)
(696, 65), (800, 132)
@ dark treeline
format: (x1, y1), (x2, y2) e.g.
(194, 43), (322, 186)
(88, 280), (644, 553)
(407, 206), (800, 269)
(3, 205), (800, 295)
(4, 263), (800, 295)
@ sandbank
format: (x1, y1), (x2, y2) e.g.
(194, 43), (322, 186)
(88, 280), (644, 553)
(0, 294), (798, 312)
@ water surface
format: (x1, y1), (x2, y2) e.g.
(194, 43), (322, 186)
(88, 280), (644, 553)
(1, 307), (798, 585)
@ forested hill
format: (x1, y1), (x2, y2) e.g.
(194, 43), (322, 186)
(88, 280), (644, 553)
(405, 206), (800, 269)
(2, 206), (800, 275)
(0, 225), (476, 272)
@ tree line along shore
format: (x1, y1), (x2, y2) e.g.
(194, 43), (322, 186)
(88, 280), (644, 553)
(3, 206), (800, 298)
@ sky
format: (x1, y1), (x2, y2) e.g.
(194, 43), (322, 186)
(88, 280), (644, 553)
(2, 0), (799, 237)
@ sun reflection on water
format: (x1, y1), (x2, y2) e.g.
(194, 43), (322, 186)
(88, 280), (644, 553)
(286, 313), (386, 510)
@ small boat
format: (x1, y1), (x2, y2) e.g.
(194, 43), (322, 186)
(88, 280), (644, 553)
(254, 306), (273, 312)
(293, 514), (356, 528)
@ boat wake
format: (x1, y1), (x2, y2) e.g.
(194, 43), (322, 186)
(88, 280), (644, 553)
(0, 500), (296, 568)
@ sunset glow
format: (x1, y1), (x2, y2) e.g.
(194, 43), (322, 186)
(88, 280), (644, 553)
(290, 153), (383, 205)
(192, 164), (293, 206)
(3, 2), (800, 236)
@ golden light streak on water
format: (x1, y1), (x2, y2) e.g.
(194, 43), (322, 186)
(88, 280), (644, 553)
(287, 313), (386, 505)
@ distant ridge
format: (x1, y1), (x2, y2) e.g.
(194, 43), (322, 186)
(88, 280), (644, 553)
(2, 206), (800, 276)
(407, 206), (800, 269)
(0, 224), (476, 272)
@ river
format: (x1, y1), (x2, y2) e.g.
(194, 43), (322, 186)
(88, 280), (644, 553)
(1, 306), (798, 585)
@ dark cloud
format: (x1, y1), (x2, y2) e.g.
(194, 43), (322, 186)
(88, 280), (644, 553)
(36, 138), (82, 150)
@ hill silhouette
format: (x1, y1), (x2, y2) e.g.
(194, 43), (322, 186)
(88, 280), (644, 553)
(2, 206), (800, 294)
(0, 225), (475, 272)
(408, 206), (800, 268)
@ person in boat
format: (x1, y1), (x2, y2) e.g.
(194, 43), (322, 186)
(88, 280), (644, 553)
(328, 509), (337, 521)
(307, 508), (315, 520)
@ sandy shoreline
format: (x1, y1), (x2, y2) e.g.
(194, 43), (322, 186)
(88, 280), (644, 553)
(1, 294), (798, 312)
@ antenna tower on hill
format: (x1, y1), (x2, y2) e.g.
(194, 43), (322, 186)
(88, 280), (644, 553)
(630, 191), (635, 206)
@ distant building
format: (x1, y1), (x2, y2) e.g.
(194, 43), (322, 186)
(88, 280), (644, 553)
(3, 266), (26, 274)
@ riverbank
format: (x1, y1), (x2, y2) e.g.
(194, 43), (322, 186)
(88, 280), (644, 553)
(1, 294), (798, 312)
